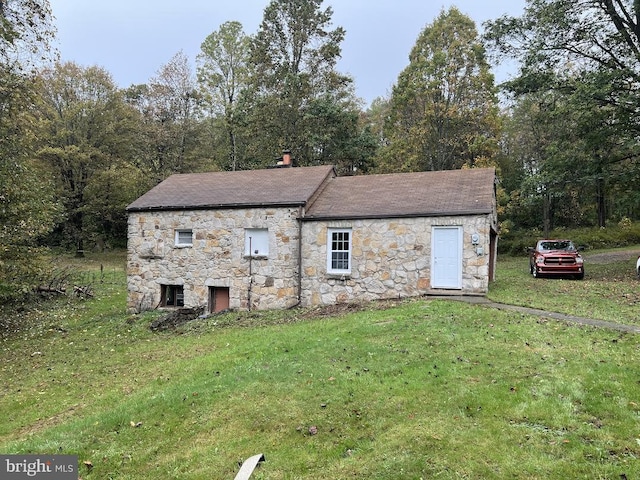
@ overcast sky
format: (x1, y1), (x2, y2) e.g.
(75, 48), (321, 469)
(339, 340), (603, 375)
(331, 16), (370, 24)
(48, 0), (526, 106)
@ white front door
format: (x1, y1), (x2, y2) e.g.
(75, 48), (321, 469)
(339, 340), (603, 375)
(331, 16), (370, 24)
(431, 226), (462, 289)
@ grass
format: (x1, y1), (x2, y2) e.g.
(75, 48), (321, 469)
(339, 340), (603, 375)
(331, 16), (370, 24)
(0, 249), (639, 479)
(488, 248), (640, 326)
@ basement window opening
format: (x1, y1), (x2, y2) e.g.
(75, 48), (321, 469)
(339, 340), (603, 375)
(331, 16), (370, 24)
(161, 285), (184, 307)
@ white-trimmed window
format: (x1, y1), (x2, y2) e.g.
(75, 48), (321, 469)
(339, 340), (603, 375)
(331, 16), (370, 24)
(327, 228), (352, 274)
(175, 229), (193, 247)
(245, 228), (269, 257)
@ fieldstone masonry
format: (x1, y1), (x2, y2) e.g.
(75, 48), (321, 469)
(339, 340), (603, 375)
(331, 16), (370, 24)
(127, 206), (495, 313)
(300, 215), (494, 306)
(127, 207), (302, 313)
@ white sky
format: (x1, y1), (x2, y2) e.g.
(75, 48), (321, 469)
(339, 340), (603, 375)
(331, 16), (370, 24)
(48, 0), (526, 106)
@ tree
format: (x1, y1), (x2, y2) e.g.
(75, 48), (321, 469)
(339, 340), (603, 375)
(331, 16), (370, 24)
(83, 163), (149, 248)
(0, 0), (56, 71)
(499, 92), (570, 235)
(127, 51), (202, 180)
(484, 0), (640, 226)
(36, 62), (141, 251)
(302, 95), (378, 175)
(197, 21), (251, 171)
(0, 149), (61, 301)
(246, 0), (356, 165)
(379, 7), (500, 173)
(485, 0), (640, 89)
(0, 0), (59, 301)
(363, 97), (391, 150)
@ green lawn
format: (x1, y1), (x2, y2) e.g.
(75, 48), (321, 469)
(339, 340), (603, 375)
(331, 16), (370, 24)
(0, 250), (639, 479)
(488, 248), (640, 326)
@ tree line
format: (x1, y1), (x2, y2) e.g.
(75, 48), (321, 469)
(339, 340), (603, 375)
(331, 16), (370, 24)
(2, 0), (640, 301)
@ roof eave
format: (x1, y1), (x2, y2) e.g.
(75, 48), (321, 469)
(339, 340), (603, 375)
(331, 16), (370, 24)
(301, 209), (494, 222)
(127, 201), (307, 213)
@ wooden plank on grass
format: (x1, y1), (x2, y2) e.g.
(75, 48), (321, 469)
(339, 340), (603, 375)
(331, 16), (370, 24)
(234, 453), (265, 480)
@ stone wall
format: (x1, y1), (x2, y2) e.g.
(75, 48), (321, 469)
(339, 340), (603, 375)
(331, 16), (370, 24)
(127, 207), (302, 313)
(127, 208), (496, 313)
(300, 215), (495, 306)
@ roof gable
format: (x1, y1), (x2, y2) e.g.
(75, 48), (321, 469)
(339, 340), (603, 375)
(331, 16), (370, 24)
(127, 165), (336, 212)
(304, 168), (496, 219)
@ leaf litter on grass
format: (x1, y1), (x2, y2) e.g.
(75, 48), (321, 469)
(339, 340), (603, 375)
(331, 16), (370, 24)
(2, 250), (640, 478)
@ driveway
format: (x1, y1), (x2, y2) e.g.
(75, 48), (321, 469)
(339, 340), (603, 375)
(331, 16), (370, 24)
(434, 295), (640, 334)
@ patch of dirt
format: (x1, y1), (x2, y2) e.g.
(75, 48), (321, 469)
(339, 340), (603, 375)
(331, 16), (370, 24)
(181, 298), (411, 332)
(150, 307), (205, 331)
(6, 403), (86, 443)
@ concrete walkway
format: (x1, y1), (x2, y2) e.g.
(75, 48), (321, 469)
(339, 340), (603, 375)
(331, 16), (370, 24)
(431, 296), (640, 334)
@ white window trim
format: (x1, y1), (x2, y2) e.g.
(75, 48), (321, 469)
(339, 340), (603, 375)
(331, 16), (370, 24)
(327, 228), (352, 275)
(244, 228), (269, 257)
(175, 229), (193, 247)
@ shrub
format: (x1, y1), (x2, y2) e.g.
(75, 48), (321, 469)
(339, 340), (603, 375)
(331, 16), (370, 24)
(498, 223), (640, 256)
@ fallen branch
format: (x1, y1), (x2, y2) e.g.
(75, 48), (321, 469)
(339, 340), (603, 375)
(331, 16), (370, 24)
(36, 286), (66, 295)
(73, 285), (94, 298)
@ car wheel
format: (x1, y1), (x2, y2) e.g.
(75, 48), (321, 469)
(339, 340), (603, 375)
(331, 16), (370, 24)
(532, 265), (539, 278)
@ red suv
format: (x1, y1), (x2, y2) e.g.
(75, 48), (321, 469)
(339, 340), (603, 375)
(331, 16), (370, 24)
(529, 239), (584, 279)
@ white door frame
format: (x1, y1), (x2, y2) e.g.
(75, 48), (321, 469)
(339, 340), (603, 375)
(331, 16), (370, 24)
(431, 226), (463, 289)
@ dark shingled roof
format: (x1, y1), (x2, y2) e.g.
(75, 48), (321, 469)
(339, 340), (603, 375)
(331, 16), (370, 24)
(126, 165), (336, 211)
(304, 168), (496, 219)
(127, 165), (496, 219)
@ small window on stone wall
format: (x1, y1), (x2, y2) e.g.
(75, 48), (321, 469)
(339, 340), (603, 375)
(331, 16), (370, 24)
(245, 228), (269, 256)
(175, 229), (193, 247)
(161, 285), (184, 307)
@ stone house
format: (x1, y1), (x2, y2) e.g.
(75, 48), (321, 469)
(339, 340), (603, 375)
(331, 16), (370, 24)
(126, 162), (498, 313)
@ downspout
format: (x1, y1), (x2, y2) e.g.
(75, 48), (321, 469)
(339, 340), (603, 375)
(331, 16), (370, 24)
(248, 236), (252, 311)
(295, 206), (303, 307)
